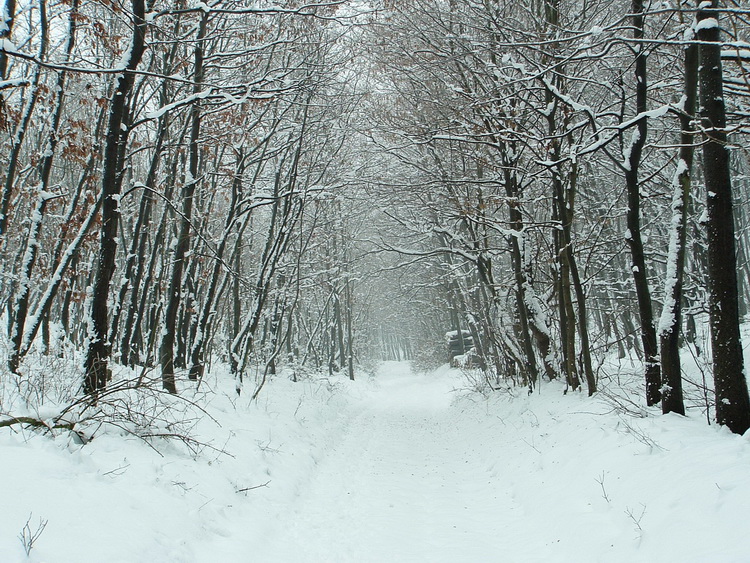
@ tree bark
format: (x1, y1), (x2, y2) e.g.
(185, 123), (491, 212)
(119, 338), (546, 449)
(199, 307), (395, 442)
(159, 11), (207, 393)
(83, 0), (147, 395)
(659, 37), (698, 416)
(625, 0), (661, 406)
(697, 0), (750, 434)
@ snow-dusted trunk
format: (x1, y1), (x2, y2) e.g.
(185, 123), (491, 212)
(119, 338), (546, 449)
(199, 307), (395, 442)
(116, 124), (165, 365)
(565, 166), (596, 394)
(19, 193), (103, 359)
(83, 0), (147, 395)
(8, 192), (47, 373)
(8, 0), (63, 372)
(125, 119), (189, 367)
(232, 180), (302, 378)
(522, 245), (558, 383)
(542, 0), (582, 393)
(109, 115), (167, 356)
(659, 36), (698, 417)
(697, 1), (750, 434)
(16, 98), (107, 359)
(0, 0), (13, 73)
(0, 0), (16, 130)
(187, 154), (244, 382)
(0, 0), (45, 237)
(231, 239), (242, 392)
(231, 105), (308, 378)
(625, 0), (660, 407)
(506, 197), (538, 388)
(554, 199), (579, 391)
(345, 275), (354, 380)
(544, 77), (589, 392)
(8, 0), (83, 366)
(120, 8), (185, 368)
(159, 11), (207, 393)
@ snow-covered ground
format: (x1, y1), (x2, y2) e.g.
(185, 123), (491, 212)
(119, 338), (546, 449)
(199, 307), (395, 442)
(2, 360), (750, 562)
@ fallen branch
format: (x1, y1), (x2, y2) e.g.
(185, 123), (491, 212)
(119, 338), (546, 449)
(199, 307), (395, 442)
(0, 415), (74, 431)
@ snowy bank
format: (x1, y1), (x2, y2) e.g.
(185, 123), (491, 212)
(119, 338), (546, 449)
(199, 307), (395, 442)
(2, 361), (750, 562)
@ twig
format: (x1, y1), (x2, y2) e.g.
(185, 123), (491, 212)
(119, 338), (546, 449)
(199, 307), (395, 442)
(237, 480), (271, 493)
(18, 514), (47, 556)
(595, 471), (611, 503)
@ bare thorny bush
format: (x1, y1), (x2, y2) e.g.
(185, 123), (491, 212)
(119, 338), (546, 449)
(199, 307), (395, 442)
(0, 355), (226, 458)
(596, 341), (715, 424)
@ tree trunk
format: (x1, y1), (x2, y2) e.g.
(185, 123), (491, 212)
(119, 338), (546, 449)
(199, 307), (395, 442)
(0, 0), (15, 133)
(659, 37), (698, 416)
(0, 0), (45, 237)
(188, 154), (244, 381)
(83, 0), (147, 395)
(159, 11), (207, 393)
(698, 1), (750, 434)
(625, 0), (661, 406)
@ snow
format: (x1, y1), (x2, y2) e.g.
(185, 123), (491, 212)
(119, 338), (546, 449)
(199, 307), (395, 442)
(3, 361), (750, 562)
(0, 38), (18, 53)
(144, 91), (213, 121)
(695, 18), (719, 32)
(722, 49), (750, 60)
(658, 159), (690, 337)
(113, 38), (134, 72)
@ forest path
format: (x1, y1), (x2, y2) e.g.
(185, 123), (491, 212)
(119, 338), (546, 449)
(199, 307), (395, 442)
(251, 363), (523, 562)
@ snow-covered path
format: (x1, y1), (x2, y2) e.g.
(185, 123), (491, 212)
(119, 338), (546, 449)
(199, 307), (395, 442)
(246, 362), (750, 563)
(252, 364), (521, 562)
(5, 361), (750, 562)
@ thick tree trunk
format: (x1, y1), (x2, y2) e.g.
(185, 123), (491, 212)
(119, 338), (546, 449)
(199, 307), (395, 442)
(698, 1), (750, 434)
(83, 0), (147, 395)
(0, 0), (15, 81)
(508, 229), (538, 388)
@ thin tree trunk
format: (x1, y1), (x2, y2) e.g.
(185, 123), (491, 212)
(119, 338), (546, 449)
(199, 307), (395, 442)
(231, 238), (242, 393)
(188, 155), (244, 381)
(659, 38), (698, 416)
(345, 276), (354, 381)
(0, 0), (45, 237)
(109, 114), (168, 354)
(7, 0), (55, 372)
(159, 11), (207, 393)
(625, 0), (661, 406)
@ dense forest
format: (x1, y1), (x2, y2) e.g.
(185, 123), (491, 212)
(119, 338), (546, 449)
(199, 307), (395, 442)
(2, 0), (750, 435)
